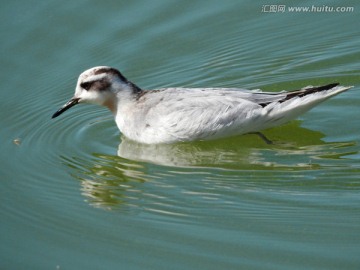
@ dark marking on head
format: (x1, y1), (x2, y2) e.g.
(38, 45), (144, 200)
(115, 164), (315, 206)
(94, 78), (111, 91)
(80, 81), (92, 91)
(145, 123), (151, 128)
(80, 78), (111, 91)
(94, 67), (127, 81)
(128, 82), (142, 93)
(94, 67), (143, 93)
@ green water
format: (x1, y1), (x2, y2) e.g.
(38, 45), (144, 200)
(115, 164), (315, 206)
(1, 1), (360, 269)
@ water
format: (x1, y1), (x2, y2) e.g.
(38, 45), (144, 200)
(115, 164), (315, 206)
(1, 1), (360, 269)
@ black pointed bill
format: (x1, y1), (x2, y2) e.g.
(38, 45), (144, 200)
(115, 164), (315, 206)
(52, 98), (80, 119)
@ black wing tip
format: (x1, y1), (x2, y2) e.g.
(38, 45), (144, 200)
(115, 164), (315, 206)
(313, 82), (339, 91)
(282, 82), (341, 102)
(259, 82), (343, 107)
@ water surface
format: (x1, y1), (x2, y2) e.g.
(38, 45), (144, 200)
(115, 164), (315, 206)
(1, 1), (360, 269)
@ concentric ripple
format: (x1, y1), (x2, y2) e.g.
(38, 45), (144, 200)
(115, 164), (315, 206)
(2, 1), (360, 268)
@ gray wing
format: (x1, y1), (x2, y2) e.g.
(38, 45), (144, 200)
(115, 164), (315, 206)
(153, 87), (288, 106)
(133, 83), (342, 142)
(136, 88), (268, 141)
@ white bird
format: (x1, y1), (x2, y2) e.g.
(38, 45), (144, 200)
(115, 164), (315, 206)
(52, 66), (353, 144)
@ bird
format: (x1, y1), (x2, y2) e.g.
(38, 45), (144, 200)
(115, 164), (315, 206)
(52, 66), (353, 144)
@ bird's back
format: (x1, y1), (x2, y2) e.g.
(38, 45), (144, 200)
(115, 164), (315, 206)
(118, 84), (352, 144)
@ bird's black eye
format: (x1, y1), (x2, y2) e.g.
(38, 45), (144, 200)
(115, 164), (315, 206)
(80, 81), (92, 91)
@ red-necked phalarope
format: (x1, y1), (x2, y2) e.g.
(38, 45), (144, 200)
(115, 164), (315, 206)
(52, 66), (353, 144)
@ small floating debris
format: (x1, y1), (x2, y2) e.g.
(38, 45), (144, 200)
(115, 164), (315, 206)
(13, 138), (21, 145)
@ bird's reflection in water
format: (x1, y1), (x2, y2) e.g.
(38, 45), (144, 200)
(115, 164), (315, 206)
(117, 121), (353, 168)
(65, 121), (356, 210)
(63, 153), (149, 211)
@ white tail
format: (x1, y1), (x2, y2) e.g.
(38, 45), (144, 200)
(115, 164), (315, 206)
(260, 85), (353, 130)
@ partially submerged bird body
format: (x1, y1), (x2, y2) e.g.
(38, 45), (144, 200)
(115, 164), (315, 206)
(52, 66), (353, 144)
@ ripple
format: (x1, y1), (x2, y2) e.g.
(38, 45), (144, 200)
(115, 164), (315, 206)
(3, 1), (360, 269)
(59, 131), (360, 218)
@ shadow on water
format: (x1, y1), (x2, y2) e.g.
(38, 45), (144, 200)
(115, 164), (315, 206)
(61, 121), (357, 210)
